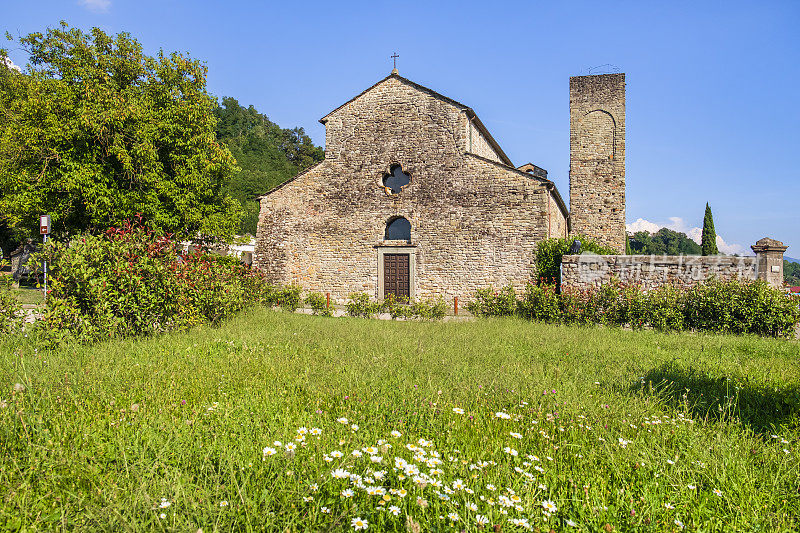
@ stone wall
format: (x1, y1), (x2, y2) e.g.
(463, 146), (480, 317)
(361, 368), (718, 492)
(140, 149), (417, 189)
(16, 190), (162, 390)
(467, 120), (504, 163)
(562, 238), (789, 291)
(561, 254), (757, 291)
(569, 74), (626, 253)
(255, 74), (562, 304)
(547, 188), (568, 240)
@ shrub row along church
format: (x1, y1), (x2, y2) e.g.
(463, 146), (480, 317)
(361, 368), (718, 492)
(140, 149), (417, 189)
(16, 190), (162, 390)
(254, 69), (625, 302)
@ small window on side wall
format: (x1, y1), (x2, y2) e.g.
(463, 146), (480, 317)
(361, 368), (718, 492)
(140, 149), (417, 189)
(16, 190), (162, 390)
(383, 165), (411, 195)
(385, 217), (411, 241)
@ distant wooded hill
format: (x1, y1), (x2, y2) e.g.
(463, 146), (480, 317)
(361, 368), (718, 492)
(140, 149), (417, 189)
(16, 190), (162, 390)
(785, 259), (800, 286)
(627, 228), (702, 255)
(214, 97), (324, 235)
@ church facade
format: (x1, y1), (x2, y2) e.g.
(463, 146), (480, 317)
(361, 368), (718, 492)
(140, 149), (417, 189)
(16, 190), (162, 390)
(254, 71), (625, 303)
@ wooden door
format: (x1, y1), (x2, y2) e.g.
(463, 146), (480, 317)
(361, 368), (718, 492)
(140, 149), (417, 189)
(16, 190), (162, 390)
(384, 254), (410, 298)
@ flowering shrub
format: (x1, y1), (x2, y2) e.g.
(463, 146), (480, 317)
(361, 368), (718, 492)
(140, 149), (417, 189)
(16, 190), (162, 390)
(469, 279), (800, 338)
(516, 283), (561, 323)
(33, 220), (290, 343)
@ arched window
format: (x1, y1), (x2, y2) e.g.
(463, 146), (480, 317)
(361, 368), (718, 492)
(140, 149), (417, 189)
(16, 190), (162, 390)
(385, 217), (411, 241)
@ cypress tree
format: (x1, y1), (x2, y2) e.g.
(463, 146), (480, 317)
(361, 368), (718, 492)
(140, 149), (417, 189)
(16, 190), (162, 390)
(701, 203), (719, 256)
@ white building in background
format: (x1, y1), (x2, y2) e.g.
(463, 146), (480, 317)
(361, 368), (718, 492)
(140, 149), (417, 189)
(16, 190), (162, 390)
(179, 236), (255, 266)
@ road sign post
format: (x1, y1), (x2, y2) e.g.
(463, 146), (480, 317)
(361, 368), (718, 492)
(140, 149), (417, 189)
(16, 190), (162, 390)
(40, 215), (50, 298)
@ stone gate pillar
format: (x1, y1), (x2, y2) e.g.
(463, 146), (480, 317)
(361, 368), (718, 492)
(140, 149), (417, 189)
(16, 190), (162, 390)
(751, 237), (788, 289)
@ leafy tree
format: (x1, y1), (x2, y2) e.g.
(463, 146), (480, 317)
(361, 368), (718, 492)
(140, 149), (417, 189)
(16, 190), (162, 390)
(0, 24), (241, 242)
(701, 203), (719, 256)
(627, 228), (702, 255)
(785, 260), (800, 286)
(213, 97), (324, 234)
(535, 234), (618, 290)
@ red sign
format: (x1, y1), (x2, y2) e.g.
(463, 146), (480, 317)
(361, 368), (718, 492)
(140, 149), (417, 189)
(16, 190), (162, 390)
(39, 214), (50, 235)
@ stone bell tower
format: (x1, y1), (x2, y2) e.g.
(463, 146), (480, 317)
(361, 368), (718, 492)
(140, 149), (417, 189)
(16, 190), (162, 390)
(569, 73), (626, 253)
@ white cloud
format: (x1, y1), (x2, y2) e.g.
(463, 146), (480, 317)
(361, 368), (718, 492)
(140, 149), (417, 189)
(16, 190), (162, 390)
(79, 0), (111, 13)
(626, 218), (661, 235)
(626, 217), (751, 255)
(1, 56), (21, 72)
(715, 235), (746, 256)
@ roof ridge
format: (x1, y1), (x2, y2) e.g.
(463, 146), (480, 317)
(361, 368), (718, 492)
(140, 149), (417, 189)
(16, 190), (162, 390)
(320, 73), (513, 166)
(319, 73), (470, 124)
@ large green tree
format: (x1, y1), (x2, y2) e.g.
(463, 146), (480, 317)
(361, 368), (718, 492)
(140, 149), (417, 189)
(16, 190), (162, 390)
(627, 227), (702, 255)
(701, 203), (719, 256)
(0, 24), (241, 242)
(784, 259), (800, 286)
(214, 97), (324, 235)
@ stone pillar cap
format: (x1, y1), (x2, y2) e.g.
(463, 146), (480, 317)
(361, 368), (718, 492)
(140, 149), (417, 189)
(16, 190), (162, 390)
(391, 68), (399, 75)
(751, 237), (788, 253)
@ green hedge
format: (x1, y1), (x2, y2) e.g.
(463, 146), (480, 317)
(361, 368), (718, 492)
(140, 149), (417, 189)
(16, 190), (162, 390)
(468, 279), (800, 338)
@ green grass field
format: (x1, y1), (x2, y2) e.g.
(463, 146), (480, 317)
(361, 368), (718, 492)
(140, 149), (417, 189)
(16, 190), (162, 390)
(10, 287), (45, 306)
(1, 309), (798, 531)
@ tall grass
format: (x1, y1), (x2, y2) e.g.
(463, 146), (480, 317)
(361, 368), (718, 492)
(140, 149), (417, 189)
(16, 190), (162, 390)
(1, 309), (798, 531)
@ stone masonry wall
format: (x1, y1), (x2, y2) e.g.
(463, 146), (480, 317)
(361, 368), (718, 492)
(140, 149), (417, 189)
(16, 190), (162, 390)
(569, 74), (625, 253)
(255, 75), (555, 304)
(547, 190), (568, 240)
(467, 121), (504, 163)
(561, 254), (757, 291)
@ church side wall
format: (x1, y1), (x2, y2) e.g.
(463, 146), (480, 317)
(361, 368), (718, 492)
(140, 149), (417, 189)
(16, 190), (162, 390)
(467, 121), (504, 163)
(547, 191), (568, 239)
(255, 78), (551, 304)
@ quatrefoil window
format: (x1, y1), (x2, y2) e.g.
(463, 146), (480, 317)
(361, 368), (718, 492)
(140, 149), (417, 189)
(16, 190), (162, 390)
(383, 164), (411, 195)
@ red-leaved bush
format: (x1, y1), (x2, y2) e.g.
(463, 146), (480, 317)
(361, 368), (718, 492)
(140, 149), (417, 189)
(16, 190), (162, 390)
(35, 219), (299, 343)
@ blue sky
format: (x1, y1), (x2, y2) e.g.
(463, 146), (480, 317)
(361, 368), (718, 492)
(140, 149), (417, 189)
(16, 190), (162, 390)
(4, 0), (799, 256)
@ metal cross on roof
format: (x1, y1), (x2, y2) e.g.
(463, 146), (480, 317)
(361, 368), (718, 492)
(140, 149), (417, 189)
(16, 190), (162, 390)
(391, 52), (399, 69)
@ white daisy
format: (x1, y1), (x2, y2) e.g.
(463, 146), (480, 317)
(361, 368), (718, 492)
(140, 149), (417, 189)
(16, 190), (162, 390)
(542, 500), (557, 513)
(332, 468), (350, 479)
(351, 517), (368, 530)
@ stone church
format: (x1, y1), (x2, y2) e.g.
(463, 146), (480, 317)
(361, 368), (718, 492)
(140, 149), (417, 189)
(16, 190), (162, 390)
(254, 70), (625, 303)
